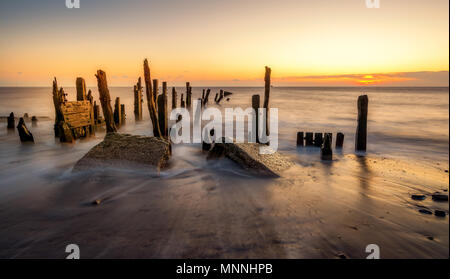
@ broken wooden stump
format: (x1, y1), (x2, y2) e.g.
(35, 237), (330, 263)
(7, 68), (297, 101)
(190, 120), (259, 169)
(157, 82), (168, 138)
(214, 93), (219, 103)
(355, 95), (368, 152)
(143, 59), (161, 137)
(31, 116), (38, 127)
(7, 112), (15, 129)
(321, 133), (333, 160)
(134, 77), (143, 121)
(216, 89), (224, 104)
(305, 132), (314, 146)
(121, 104), (126, 123)
(207, 139), (294, 177)
(325, 133), (332, 145)
(336, 132), (344, 148)
(252, 94), (260, 143)
(52, 78), (64, 137)
(73, 133), (171, 172)
(314, 133), (323, 147)
(76, 77), (87, 101)
(202, 129), (215, 151)
(17, 117), (34, 143)
(113, 97), (122, 126)
(224, 91), (233, 97)
(296, 132), (304, 147)
(96, 70), (117, 133)
(203, 89), (211, 106)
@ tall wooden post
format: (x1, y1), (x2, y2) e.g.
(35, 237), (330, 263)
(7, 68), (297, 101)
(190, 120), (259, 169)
(172, 87), (177, 109)
(252, 94), (260, 143)
(76, 77), (87, 101)
(95, 70), (117, 133)
(152, 79), (159, 105)
(203, 89), (211, 106)
(143, 59), (161, 137)
(134, 77), (143, 120)
(181, 93), (185, 108)
(355, 95), (368, 152)
(186, 82), (192, 110)
(158, 82), (168, 138)
(263, 66), (271, 137)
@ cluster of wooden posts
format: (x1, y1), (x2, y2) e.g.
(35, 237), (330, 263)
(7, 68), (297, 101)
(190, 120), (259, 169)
(296, 94), (368, 161)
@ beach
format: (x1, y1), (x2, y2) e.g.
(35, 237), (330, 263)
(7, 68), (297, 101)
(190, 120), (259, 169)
(0, 86), (448, 258)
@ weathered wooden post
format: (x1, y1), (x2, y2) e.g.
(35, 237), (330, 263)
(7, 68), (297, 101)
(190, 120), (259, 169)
(114, 97), (122, 125)
(17, 117), (34, 143)
(186, 82), (192, 110)
(93, 101), (100, 123)
(134, 77), (143, 120)
(355, 95), (368, 151)
(143, 59), (161, 137)
(172, 87), (177, 109)
(7, 112), (15, 129)
(31, 116), (38, 127)
(336, 132), (344, 148)
(121, 104), (126, 123)
(152, 79), (159, 106)
(252, 94), (260, 143)
(214, 93), (219, 103)
(52, 78), (64, 137)
(181, 93), (185, 108)
(263, 66), (271, 136)
(296, 132), (304, 147)
(157, 82), (168, 138)
(305, 132), (314, 146)
(203, 89), (211, 106)
(95, 70), (117, 133)
(325, 133), (332, 145)
(321, 133), (333, 160)
(76, 77), (87, 101)
(314, 133), (323, 147)
(216, 89), (224, 104)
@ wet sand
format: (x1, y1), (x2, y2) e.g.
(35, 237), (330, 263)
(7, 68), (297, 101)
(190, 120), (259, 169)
(0, 142), (447, 259)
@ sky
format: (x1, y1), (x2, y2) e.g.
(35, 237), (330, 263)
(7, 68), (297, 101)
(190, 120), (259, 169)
(0, 0), (448, 87)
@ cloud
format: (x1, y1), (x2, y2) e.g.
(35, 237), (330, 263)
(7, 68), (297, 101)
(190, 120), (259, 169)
(274, 71), (449, 86)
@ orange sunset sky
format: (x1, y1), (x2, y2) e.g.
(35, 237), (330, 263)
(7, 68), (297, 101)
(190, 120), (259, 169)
(0, 0), (448, 87)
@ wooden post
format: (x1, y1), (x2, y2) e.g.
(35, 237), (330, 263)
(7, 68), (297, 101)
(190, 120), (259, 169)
(17, 117), (34, 143)
(216, 89), (224, 104)
(157, 82), (168, 138)
(203, 89), (211, 106)
(121, 104), (126, 123)
(305, 132), (314, 146)
(336, 132), (344, 148)
(134, 77), (143, 120)
(355, 95), (368, 151)
(181, 93), (185, 108)
(263, 66), (271, 136)
(296, 132), (304, 147)
(7, 112), (15, 129)
(152, 79), (159, 105)
(95, 70), (117, 133)
(314, 133), (323, 147)
(214, 93), (219, 103)
(52, 78), (64, 137)
(93, 101), (99, 123)
(172, 87), (177, 109)
(325, 133), (332, 145)
(186, 82), (192, 110)
(76, 77), (87, 101)
(252, 94), (260, 143)
(321, 133), (333, 160)
(143, 59), (161, 137)
(114, 97), (121, 125)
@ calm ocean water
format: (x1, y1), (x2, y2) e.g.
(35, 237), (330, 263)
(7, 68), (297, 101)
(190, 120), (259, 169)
(0, 86), (448, 258)
(1, 86), (448, 162)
